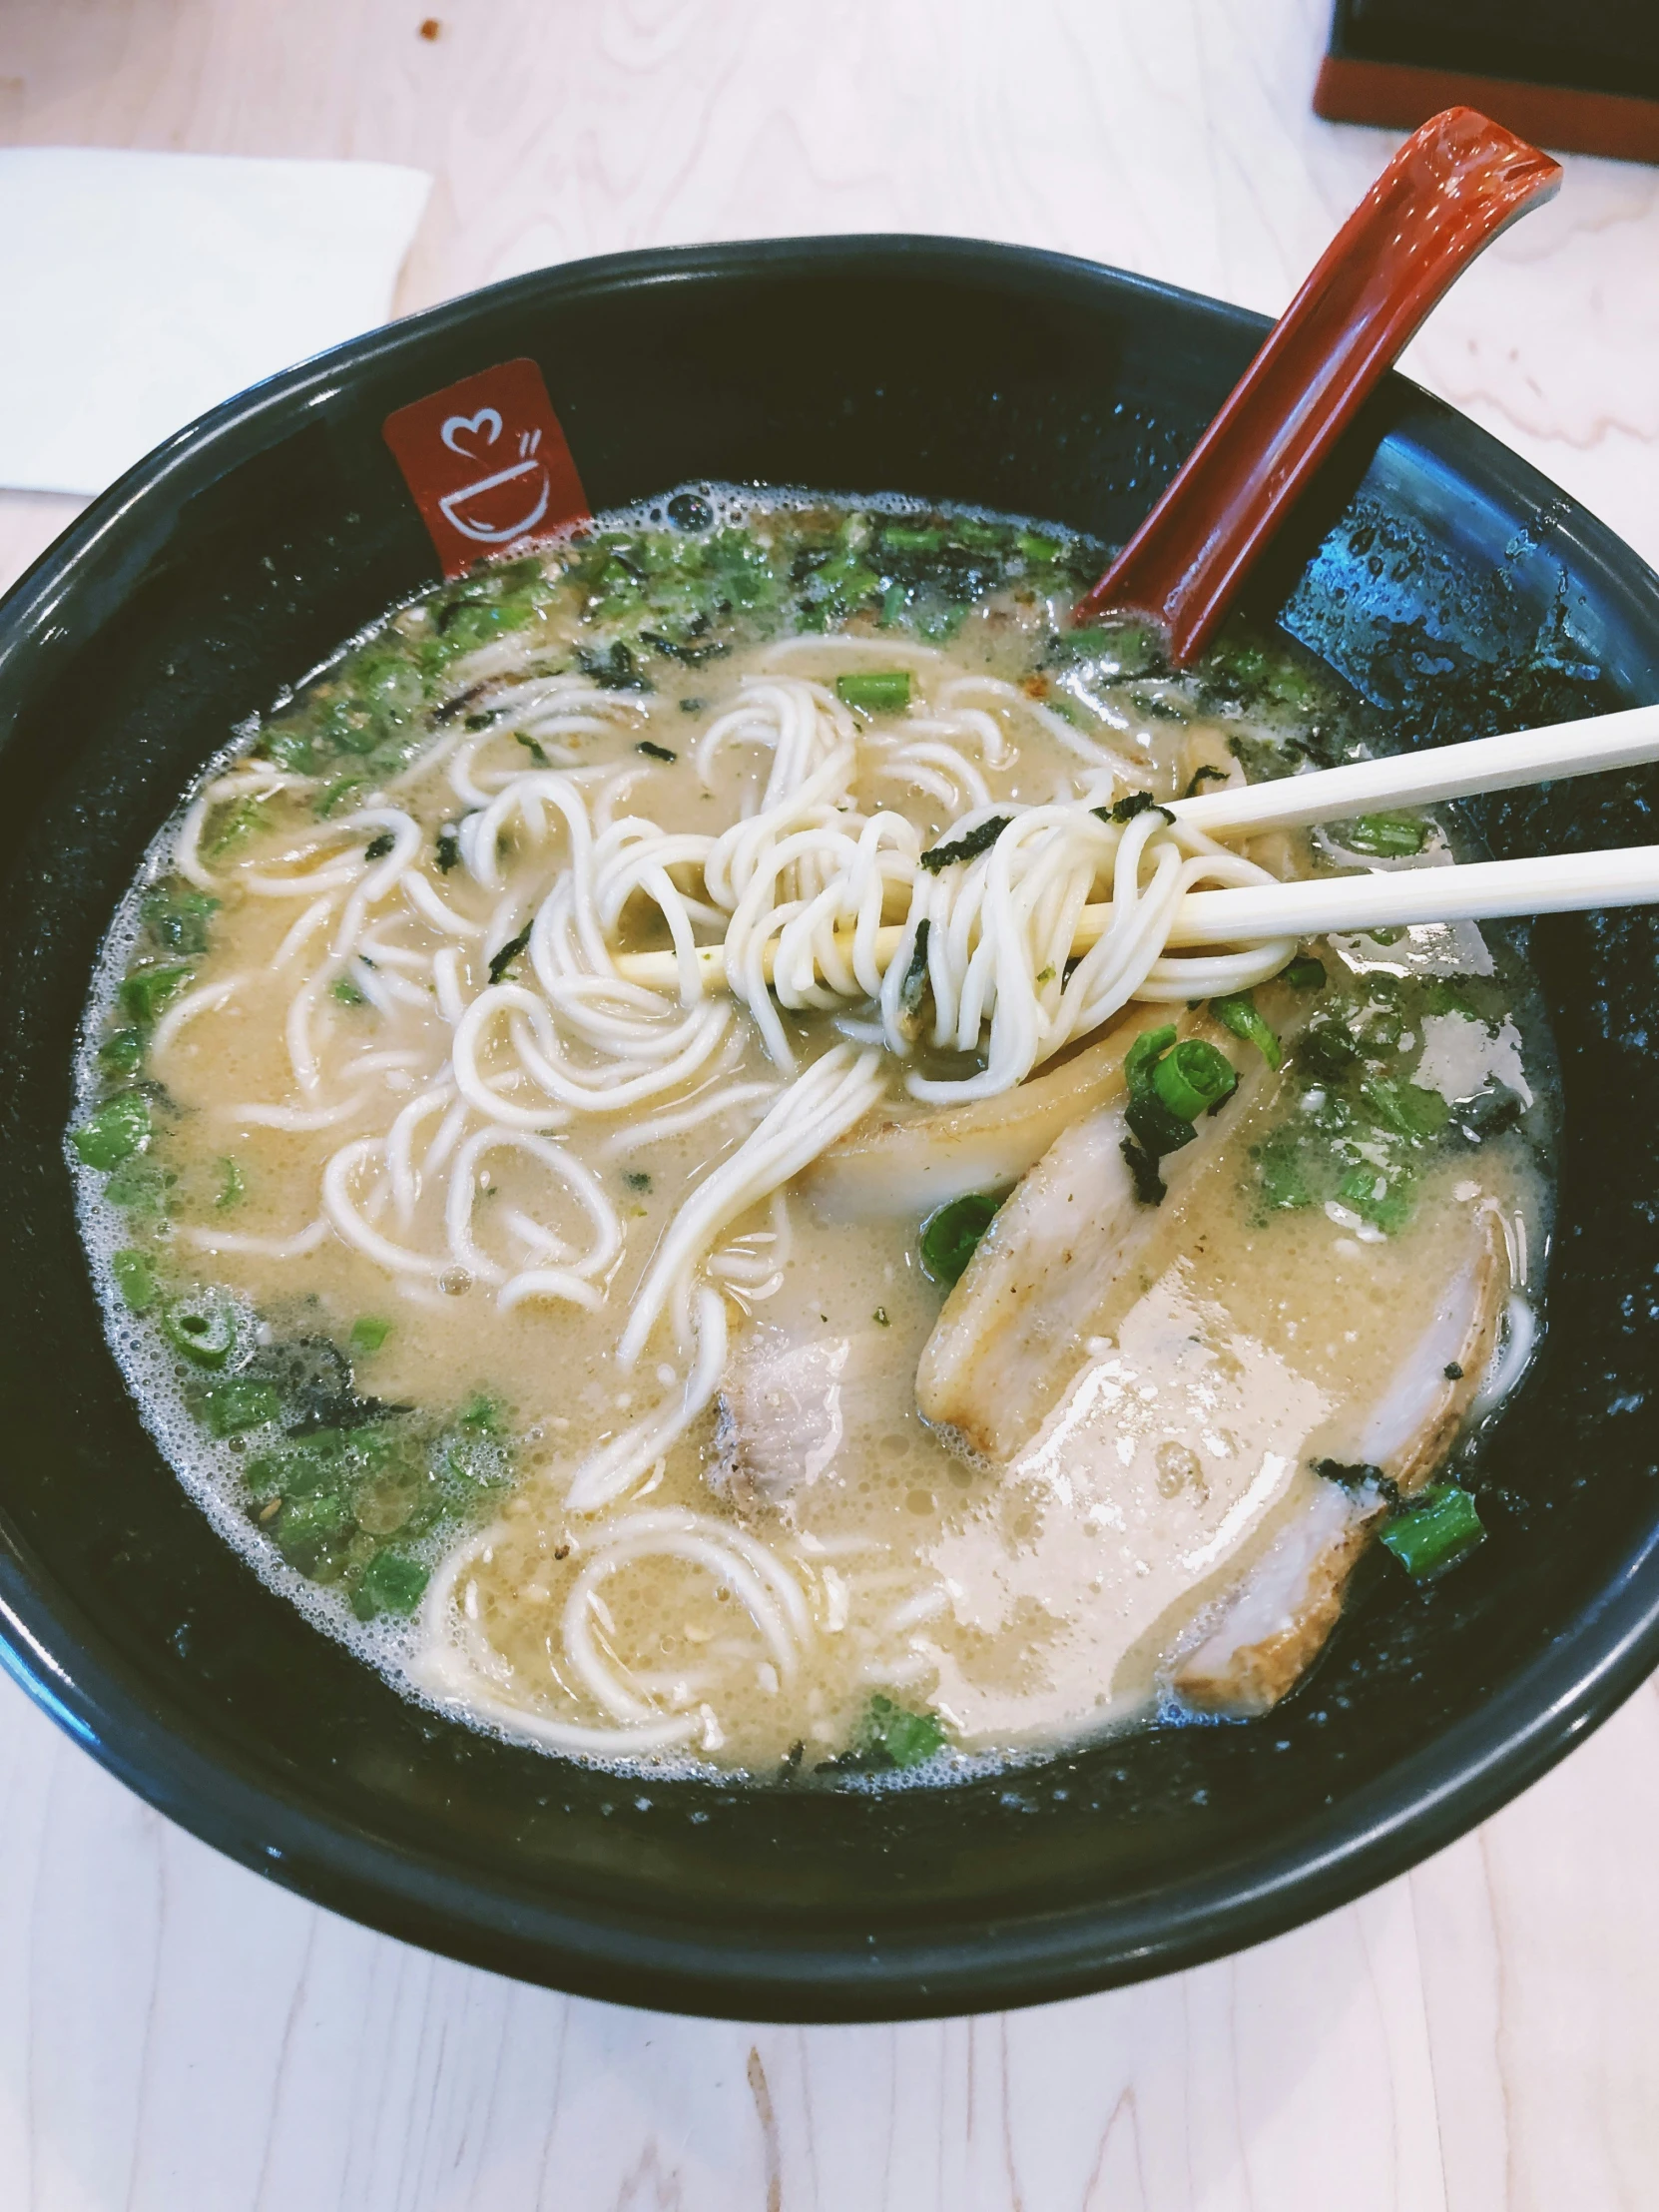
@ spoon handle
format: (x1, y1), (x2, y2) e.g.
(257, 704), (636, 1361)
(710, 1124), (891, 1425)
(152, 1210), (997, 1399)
(1076, 107), (1561, 664)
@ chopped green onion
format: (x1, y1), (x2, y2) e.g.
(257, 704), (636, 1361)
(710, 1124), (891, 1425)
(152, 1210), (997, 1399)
(118, 963), (194, 1026)
(1124, 1024), (1178, 1099)
(1300, 1022), (1359, 1081)
(1361, 1077), (1449, 1140)
(142, 887), (219, 954)
(112, 1250), (159, 1314)
(1337, 1164), (1415, 1235)
(857, 1694), (946, 1768)
(880, 525), (946, 554)
(1151, 1039), (1238, 1121)
(1251, 1127), (1315, 1211)
(919, 1192), (1000, 1285)
(276, 1491), (353, 1563)
(104, 1158), (171, 1217)
(1284, 955), (1328, 990)
(162, 1291), (237, 1369)
(351, 1550), (430, 1621)
(434, 826), (461, 872)
(1339, 812), (1427, 858)
(349, 1316), (392, 1355)
(201, 1379), (280, 1438)
(1211, 991), (1281, 1068)
(98, 1027), (148, 1077)
(73, 1091), (152, 1170)
(205, 793), (274, 854)
(216, 1157), (245, 1210)
(331, 975), (365, 1006)
(835, 670), (912, 714)
(1380, 1483), (1484, 1578)
(1067, 621), (1160, 676)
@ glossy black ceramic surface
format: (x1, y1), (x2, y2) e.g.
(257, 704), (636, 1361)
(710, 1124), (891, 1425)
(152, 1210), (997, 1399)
(1, 239), (1656, 2023)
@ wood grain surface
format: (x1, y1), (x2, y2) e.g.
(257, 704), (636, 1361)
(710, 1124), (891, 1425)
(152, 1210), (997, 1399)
(3, 3), (1659, 2204)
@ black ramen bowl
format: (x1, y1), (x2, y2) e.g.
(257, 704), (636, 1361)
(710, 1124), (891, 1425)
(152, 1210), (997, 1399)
(2, 238), (1657, 2023)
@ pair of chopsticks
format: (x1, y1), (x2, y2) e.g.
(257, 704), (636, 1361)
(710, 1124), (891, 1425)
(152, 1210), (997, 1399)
(611, 703), (1659, 992)
(1156, 699), (1659, 945)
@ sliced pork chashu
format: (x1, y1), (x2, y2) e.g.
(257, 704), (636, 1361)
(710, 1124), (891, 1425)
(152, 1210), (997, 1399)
(804, 1002), (1178, 1223)
(898, 1032), (1519, 1747)
(710, 1319), (894, 1504)
(914, 1014), (1289, 1464)
(1172, 1203), (1508, 1717)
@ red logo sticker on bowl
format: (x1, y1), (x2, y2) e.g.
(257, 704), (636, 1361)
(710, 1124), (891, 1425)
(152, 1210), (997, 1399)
(383, 358), (591, 576)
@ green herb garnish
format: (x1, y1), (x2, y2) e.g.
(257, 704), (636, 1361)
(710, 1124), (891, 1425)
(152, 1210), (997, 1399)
(898, 919), (931, 1019)
(1095, 790), (1173, 826)
(1183, 764), (1230, 798)
(487, 922), (533, 985)
(919, 817), (1010, 873)
(919, 1192), (1001, 1285)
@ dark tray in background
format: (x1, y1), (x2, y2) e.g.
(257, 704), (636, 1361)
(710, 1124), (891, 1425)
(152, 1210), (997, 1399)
(1316, 0), (1659, 164)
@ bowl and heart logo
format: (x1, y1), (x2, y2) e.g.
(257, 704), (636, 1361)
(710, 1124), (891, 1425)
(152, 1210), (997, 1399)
(383, 357), (591, 575)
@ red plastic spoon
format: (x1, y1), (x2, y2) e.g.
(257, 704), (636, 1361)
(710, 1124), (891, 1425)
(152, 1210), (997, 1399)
(1075, 107), (1562, 665)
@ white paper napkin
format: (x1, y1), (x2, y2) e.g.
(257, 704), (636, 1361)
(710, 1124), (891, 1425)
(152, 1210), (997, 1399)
(0, 148), (432, 497)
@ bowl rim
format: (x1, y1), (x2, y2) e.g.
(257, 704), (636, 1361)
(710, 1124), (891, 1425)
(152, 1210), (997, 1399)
(4, 231), (1659, 2023)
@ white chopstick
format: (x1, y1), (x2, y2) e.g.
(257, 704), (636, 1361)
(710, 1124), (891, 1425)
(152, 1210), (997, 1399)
(1173, 702), (1659, 834)
(1161, 843), (1659, 944)
(614, 843), (1659, 991)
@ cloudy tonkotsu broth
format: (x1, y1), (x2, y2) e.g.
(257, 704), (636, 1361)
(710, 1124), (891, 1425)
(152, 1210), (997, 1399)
(71, 493), (1553, 1777)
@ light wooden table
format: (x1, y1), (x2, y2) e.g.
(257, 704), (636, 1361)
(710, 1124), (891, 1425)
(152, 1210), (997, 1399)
(4, 4), (1659, 2204)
